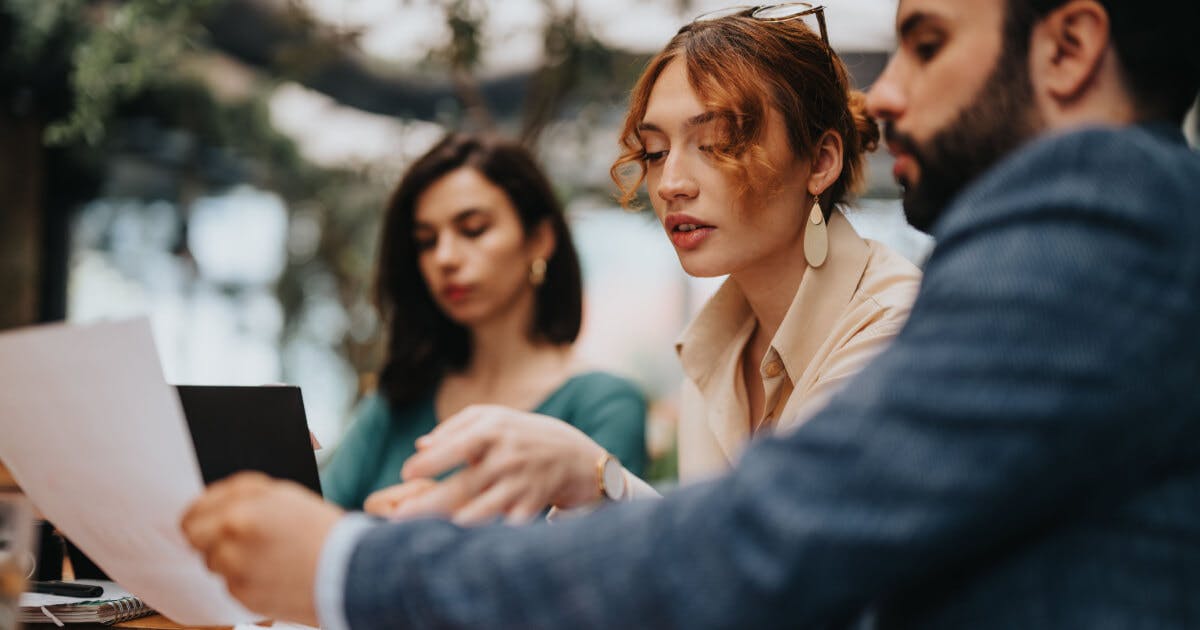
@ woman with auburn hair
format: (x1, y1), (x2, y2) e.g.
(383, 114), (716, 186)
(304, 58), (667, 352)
(365, 3), (921, 520)
(320, 133), (647, 516)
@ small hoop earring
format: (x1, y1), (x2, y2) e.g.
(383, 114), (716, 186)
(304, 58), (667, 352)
(804, 201), (828, 268)
(529, 258), (548, 286)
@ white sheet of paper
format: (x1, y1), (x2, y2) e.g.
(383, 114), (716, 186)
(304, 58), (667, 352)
(0, 319), (257, 626)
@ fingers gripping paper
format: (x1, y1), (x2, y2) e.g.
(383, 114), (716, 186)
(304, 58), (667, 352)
(0, 319), (257, 626)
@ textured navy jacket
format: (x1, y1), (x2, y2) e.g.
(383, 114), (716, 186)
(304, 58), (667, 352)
(338, 123), (1200, 629)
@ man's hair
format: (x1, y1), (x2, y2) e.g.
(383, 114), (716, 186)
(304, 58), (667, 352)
(1008, 0), (1200, 124)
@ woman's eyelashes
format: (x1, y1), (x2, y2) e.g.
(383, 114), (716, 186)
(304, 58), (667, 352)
(458, 220), (490, 238)
(413, 220), (491, 252)
(644, 149), (667, 164)
(644, 142), (718, 165)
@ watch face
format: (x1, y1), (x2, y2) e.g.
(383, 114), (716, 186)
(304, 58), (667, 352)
(602, 457), (625, 500)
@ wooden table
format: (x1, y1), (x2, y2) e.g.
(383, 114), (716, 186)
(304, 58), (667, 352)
(116, 614), (228, 629)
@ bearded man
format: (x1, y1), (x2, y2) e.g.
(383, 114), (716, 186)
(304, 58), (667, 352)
(183, 1), (1200, 627)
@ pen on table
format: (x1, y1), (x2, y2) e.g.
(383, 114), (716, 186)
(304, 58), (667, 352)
(30, 580), (105, 598)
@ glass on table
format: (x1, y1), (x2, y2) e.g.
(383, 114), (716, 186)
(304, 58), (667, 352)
(1, 488), (36, 630)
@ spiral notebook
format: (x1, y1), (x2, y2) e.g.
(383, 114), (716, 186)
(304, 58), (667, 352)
(19, 580), (154, 625)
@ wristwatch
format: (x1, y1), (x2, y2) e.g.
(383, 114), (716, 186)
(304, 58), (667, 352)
(596, 452), (627, 501)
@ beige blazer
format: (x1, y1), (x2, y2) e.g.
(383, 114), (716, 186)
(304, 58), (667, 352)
(674, 211), (921, 481)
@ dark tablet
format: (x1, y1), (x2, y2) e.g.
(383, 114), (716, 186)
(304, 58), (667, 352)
(176, 385), (323, 496)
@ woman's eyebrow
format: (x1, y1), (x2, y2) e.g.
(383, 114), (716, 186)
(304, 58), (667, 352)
(637, 111), (717, 135)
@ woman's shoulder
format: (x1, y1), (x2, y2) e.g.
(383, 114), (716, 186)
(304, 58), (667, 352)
(859, 239), (923, 314)
(561, 370), (644, 397)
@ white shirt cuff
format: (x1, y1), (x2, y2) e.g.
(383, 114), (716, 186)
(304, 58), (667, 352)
(314, 513), (378, 630)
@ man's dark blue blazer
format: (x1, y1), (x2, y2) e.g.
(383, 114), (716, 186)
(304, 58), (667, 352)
(341, 123), (1200, 629)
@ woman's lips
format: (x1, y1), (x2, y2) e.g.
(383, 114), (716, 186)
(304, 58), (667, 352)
(669, 226), (715, 250)
(442, 285), (471, 302)
(664, 214), (715, 251)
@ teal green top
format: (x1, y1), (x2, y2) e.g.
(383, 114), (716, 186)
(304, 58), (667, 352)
(320, 371), (648, 510)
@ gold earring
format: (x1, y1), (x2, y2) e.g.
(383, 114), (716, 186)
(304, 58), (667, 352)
(529, 258), (548, 286)
(804, 201), (828, 268)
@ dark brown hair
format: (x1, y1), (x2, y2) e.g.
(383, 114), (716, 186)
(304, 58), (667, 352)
(375, 133), (583, 405)
(611, 12), (880, 216)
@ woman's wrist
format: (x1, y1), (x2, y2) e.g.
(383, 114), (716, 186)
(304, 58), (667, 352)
(554, 440), (609, 509)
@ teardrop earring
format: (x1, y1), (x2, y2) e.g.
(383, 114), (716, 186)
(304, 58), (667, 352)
(804, 202), (829, 268)
(529, 258), (548, 286)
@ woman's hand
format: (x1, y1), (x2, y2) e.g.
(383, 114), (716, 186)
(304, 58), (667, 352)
(363, 478), (438, 517)
(388, 405), (608, 525)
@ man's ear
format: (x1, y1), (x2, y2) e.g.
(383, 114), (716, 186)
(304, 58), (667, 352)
(1029, 0), (1111, 105)
(807, 130), (844, 197)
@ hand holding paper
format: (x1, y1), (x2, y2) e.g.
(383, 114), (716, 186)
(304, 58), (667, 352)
(181, 472), (343, 627)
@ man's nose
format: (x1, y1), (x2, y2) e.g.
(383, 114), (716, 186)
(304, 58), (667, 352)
(866, 55), (906, 121)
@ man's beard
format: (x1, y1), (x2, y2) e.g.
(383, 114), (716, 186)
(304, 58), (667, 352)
(889, 40), (1043, 232)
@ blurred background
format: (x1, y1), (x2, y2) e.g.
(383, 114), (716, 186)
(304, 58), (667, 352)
(0, 0), (942, 481)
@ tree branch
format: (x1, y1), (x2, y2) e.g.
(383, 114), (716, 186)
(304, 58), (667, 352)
(203, 0), (531, 122)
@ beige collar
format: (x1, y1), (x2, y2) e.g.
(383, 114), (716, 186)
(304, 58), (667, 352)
(676, 211), (871, 392)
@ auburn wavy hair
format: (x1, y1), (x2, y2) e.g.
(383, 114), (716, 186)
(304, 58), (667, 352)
(611, 12), (879, 216)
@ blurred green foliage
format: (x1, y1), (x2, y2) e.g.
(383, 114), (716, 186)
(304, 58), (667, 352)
(50, 1), (217, 144)
(1, 1), (218, 144)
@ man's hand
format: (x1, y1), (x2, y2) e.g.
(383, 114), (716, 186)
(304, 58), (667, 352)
(180, 472), (344, 626)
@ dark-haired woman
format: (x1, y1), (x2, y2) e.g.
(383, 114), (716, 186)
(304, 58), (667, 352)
(320, 133), (647, 515)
